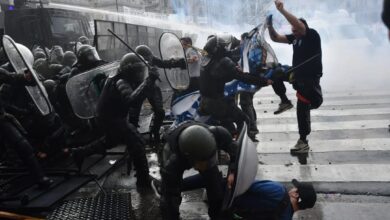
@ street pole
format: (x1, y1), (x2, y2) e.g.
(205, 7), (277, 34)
(116, 0), (118, 12)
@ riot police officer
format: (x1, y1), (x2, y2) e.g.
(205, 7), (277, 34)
(69, 45), (107, 78)
(159, 121), (237, 220)
(73, 53), (159, 187)
(0, 67), (52, 187)
(132, 45), (186, 146)
(199, 36), (271, 136)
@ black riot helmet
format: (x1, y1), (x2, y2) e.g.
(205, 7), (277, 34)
(178, 125), (217, 161)
(33, 50), (46, 60)
(49, 45), (64, 64)
(135, 45), (153, 63)
(203, 35), (228, 58)
(62, 51), (77, 68)
(0, 47), (7, 65)
(33, 58), (50, 77)
(76, 45), (101, 66)
(78, 36), (90, 45)
(118, 53), (148, 84)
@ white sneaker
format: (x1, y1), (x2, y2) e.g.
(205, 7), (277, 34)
(290, 139), (309, 153)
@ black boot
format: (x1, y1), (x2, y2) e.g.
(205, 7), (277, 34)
(25, 154), (53, 188)
(38, 176), (54, 188)
(150, 131), (161, 149)
(72, 137), (107, 171)
(131, 145), (151, 188)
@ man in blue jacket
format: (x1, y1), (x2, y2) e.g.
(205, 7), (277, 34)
(153, 175), (317, 220)
(231, 179), (316, 220)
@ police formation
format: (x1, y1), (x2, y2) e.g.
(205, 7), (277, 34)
(0, 2), (321, 219)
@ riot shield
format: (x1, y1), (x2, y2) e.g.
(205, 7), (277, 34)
(66, 61), (120, 119)
(2, 35), (52, 116)
(222, 123), (258, 209)
(159, 32), (190, 91)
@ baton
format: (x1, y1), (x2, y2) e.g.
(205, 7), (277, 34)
(286, 53), (321, 74)
(107, 29), (161, 82)
(107, 29), (151, 69)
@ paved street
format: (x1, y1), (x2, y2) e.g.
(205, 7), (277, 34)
(176, 87), (390, 219)
(52, 87), (390, 220)
(250, 87), (390, 219)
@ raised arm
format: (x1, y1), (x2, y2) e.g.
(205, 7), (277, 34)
(275, 0), (306, 36)
(267, 19), (289, 44)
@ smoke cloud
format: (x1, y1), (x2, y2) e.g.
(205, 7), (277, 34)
(168, 0), (390, 92)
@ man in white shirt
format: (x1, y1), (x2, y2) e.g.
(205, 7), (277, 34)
(180, 37), (201, 94)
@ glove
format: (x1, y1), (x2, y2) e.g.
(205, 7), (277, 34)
(288, 71), (295, 84)
(272, 66), (285, 80)
(266, 14), (273, 27)
(178, 58), (187, 69)
(148, 67), (160, 81)
(0, 68), (11, 83)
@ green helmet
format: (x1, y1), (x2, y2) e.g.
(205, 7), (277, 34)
(178, 125), (217, 161)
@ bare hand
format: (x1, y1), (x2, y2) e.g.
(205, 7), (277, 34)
(236, 66), (243, 74)
(227, 173), (235, 189)
(275, 0), (284, 12)
(267, 79), (273, 85)
(24, 70), (33, 82)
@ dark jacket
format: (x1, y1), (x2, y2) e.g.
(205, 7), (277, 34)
(97, 73), (155, 120)
(200, 56), (268, 99)
(160, 121), (238, 220)
(69, 60), (108, 78)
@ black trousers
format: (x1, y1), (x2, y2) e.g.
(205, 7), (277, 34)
(272, 79), (289, 103)
(148, 86), (165, 137)
(297, 100), (311, 137)
(161, 165), (224, 220)
(98, 117), (149, 179)
(129, 85), (164, 137)
(199, 97), (250, 135)
(239, 92), (258, 132)
(0, 118), (44, 180)
(294, 78), (323, 137)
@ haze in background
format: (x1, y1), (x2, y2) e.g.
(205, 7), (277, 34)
(169, 0), (390, 92)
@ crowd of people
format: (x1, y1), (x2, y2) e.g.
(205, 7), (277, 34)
(11, 0), (389, 219)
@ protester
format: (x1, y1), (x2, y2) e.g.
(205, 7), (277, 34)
(268, 0), (323, 153)
(180, 37), (201, 94)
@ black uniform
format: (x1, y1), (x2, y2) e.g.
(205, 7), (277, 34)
(69, 60), (108, 78)
(0, 68), (47, 182)
(128, 56), (185, 143)
(286, 28), (323, 140)
(55, 60), (107, 132)
(160, 121), (238, 220)
(199, 56), (268, 134)
(97, 71), (158, 184)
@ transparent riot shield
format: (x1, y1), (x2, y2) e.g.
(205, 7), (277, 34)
(222, 123), (259, 209)
(2, 35), (52, 116)
(159, 32), (190, 91)
(66, 61), (120, 119)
